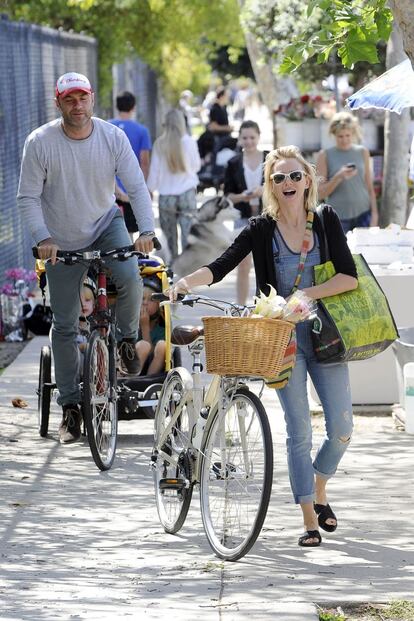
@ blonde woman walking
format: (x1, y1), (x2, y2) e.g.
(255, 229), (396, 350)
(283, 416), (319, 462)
(147, 109), (201, 260)
(170, 146), (358, 547)
(316, 111), (378, 234)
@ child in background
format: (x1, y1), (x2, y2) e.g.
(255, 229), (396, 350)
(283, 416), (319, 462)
(77, 277), (96, 353)
(135, 276), (166, 375)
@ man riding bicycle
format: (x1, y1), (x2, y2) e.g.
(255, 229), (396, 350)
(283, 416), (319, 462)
(17, 72), (156, 444)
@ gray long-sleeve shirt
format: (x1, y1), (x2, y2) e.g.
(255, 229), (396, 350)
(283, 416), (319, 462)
(17, 117), (154, 249)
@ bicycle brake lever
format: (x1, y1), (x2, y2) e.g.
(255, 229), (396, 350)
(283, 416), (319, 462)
(152, 236), (162, 251)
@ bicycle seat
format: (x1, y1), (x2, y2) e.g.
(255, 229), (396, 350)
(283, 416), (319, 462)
(171, 325), (204, 346)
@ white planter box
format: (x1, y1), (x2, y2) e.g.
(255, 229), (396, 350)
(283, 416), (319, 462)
(277, 117), (380, 153)
(349, 226), (414, 250)
(321, 119), (335, 150)
(278, 120), (305, 149)
(354, 245), (413, 264)
(277, 118), (321, 151)
(302, 119), (320, 151)
(350, 227), (401, 246)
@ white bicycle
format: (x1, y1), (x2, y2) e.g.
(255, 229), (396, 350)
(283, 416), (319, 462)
(150, 294), (274, 561)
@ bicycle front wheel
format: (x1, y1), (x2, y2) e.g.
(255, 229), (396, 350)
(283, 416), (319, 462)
(152, 369), (193, 534)
(200, 386), (273, 561)
(38, 345), (51, 437)
(83, 330), (118, 471)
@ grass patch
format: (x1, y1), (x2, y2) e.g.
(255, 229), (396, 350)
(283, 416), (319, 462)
(319, 601), (414, 620)
(319, 611), (346, 621)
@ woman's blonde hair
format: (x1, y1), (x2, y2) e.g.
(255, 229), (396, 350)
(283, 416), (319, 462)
(154, 109), (187, 173)
(262, 145), (318, 220)
(328, 111), (362, 142)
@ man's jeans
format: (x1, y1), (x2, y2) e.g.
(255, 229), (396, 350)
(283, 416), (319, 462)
(46, 213), (142, 406)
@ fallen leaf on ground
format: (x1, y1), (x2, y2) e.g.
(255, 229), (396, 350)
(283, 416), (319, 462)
(12, 398), (28, 408)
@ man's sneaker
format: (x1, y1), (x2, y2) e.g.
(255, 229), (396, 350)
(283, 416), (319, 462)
(118, 339), (141, 376)
(59, 404), (82, 444)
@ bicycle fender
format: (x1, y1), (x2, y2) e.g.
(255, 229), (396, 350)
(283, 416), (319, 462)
(166, 367), (193, 392)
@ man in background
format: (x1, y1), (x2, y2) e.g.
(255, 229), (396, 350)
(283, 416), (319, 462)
(109, 91), (152, 235)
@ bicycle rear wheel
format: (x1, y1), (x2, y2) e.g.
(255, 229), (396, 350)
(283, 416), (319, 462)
(38, 345), (52, 437)
(200, 386), (273, 561)
(83, 330), (118, 471)
(152, 369), (193, 534)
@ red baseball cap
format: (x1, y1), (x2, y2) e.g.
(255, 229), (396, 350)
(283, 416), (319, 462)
(55, 72), (92, 98)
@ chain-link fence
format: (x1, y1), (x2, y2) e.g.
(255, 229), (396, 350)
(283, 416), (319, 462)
(0, 16), (97, 278)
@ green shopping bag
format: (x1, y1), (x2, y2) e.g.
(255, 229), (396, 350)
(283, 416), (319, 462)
(312, 254), (399, 363)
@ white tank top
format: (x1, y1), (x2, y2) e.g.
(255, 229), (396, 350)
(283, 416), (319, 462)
(243, 160), (262, 207)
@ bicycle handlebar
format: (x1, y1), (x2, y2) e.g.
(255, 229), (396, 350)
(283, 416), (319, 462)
(32, 237), (161, 263)
(152, 292), (252, 316)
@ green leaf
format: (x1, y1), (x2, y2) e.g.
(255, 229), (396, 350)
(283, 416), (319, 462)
(306, 0), (320, 18)
(339, 37), (379, 67)
(279, 56), (297, 75)
(375, 9), (393, 41)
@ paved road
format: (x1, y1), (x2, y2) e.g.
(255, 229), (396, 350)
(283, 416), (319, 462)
(1, 271), (413, 620)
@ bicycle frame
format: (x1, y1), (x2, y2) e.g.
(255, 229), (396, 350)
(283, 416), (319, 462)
(152, 294), (273, 559)
(153, 296), (255, 484)
(32, 244), (150, 470)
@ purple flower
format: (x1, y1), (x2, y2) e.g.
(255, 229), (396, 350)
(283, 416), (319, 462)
(25, 271), (38, 284)
(1, 283), (17, 296)
(5, 268), (26, 281)
(1, 266), (38, 298)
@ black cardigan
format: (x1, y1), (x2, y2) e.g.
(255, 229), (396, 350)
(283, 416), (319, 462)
(207, 204), (357, 296)
(224, 152), (268, 219)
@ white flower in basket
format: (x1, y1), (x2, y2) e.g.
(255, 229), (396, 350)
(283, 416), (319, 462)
(252, 285), (286, 319)
(252, 286), (317, 323)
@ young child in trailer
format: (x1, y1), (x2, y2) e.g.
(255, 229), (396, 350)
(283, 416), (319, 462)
(135, 276), (166, 375)
(77, 277), (97, 353)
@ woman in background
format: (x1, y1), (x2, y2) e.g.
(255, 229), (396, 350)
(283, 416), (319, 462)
(147, 109), (201, 260)
(224, 120), (267, 305)
(316, 111), (378, 234)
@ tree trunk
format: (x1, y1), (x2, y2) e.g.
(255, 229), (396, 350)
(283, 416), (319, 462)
(380, 24), (410, 226)
(238, 0), (279, 146)
(242, 31), (279, 113)
(388, 0), (414, 65)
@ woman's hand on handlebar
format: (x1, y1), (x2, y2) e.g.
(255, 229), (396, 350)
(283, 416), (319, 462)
(169, 267), (213, 301)
(169, 278), (191, 302)
(37, 238), (60, 265)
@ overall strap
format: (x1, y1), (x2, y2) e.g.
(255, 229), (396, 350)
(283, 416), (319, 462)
(291, 208), (314, 293)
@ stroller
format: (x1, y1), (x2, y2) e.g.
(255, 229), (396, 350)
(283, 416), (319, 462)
(36, 255), (182, 445)
(197, 132), (238, 192)
(117, 256), (181, 420)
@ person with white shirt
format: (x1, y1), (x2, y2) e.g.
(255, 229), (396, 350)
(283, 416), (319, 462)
(224, 120), (267, 305)
(147, 109), (201, 260)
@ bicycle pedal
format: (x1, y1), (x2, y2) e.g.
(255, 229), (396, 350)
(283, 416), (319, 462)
(159, 478), (187, 491)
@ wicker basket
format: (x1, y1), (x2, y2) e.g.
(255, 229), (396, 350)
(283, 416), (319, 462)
(202, 316), (294, 378)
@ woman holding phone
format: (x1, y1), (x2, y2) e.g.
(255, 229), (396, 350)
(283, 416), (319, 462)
(224, 120), (267, 305)
(316, 111), (378, 234)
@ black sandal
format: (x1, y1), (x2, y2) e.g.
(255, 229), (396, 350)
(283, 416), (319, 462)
(314, 502), (337, 532)
(298, 530), (321, 547)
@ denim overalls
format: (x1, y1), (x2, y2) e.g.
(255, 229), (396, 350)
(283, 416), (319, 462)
(273, 225), (353, 505)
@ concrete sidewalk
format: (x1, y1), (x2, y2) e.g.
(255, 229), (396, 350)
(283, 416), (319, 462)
(1, 271), (413, 620)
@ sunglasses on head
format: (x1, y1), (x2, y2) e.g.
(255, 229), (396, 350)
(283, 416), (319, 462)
(270, 170), (306, 184)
